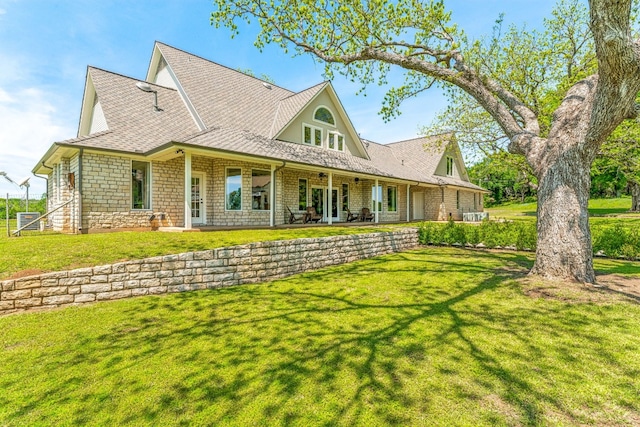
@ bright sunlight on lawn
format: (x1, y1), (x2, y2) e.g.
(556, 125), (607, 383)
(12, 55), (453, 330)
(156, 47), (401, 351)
(1, 247), (639, 426)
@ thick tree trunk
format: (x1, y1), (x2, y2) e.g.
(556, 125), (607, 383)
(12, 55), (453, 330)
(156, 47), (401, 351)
(529, 146), (595, 283)
(630, 181), (640, 212)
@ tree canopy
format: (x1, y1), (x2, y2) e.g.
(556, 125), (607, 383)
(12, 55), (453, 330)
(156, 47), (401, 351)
(211, 0), (640, 283)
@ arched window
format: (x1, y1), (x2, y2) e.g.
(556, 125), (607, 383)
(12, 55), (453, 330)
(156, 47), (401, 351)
(314, 107), (335, 125)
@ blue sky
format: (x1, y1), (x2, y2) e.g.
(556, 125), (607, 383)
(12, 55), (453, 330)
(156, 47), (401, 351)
(0, 0), (558, 197)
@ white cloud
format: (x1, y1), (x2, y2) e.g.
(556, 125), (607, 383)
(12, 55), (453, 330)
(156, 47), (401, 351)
(0, 86), (75, 197)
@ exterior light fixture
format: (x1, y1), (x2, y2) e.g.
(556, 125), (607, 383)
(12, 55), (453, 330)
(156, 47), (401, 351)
(136, 82), (162, 111)
(319, 172), (326, 179)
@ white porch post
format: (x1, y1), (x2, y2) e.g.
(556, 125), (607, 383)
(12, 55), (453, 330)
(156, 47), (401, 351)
(375, 178), (379, 223)
(406, 183), (411, 222)
(327, 172), (333, 225)
(184, 151), (192, 230)
(270, 164), (275, 227)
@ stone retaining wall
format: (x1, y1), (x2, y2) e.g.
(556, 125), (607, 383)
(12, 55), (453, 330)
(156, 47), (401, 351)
(0, 229), (419, 314)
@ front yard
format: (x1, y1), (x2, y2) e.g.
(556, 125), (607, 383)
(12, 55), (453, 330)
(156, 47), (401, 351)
(1, 247), (639, 426)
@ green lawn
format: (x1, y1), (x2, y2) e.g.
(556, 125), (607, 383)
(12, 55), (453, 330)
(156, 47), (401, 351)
(1, 247), (639, 426)
(487, 197), (640, 227)
(0, 224), (411, 280)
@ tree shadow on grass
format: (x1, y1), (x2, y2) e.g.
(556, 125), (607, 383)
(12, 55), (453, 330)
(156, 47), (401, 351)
(2, 248), (639, 425)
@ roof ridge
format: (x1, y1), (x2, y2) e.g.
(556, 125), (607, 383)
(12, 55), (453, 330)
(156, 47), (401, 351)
(385, 132), (453, 146)
(87, 66), (177, 92)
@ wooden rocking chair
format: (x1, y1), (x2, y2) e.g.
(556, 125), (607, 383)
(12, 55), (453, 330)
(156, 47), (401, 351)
(346, 208), (359, 222)
(286, 206), (303, 224)
(360, 207), (374, 222)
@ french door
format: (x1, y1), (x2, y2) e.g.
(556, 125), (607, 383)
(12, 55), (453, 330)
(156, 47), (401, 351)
(312, 186), (339, 222)
(191, 172), (206, 224)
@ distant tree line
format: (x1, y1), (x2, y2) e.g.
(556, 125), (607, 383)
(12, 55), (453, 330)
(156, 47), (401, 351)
(469, 147), (639, 209)
(0, 196), (47, 219)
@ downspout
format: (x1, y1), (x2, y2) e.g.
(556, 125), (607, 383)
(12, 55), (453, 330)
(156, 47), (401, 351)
(271, 161), (286, 227)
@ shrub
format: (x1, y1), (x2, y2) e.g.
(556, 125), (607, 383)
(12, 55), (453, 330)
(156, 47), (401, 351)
(419, 220), (636, 259)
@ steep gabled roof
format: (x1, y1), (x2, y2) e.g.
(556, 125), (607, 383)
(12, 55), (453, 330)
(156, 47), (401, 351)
(72, 67), (199, 152)
(156, 42), (294, 136)
(385, 135), (484, 190)
(269, 82), (327, 138)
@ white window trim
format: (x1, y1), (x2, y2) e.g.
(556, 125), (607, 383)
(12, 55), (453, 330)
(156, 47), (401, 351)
(312, 105), (337, 127)
(342, 183), (349, 212)
(225, 166), (243, 212)
(299, 178), (308, 210)
(302, 123), (323, 147)
(446, 156), (454, 176)
(131, 160), (152, 211)
(251, 168), (271, 211)
(387, 185), (398, 212)
(327, 131), (345, 152)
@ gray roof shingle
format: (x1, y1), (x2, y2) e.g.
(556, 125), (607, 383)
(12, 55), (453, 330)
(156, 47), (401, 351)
(40, 42), (484, 192)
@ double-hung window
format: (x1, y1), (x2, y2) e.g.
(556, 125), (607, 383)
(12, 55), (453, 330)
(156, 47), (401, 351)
(299, 179), (308, 210)
(303, 124), (323, 147)
(251, 169), (270, 210)
(328, 132), (345, 152)
(446, 156), (454, 176)
(132, 161), (151, 210)
(226, 168), (242, 210)
(387, 186), (397, 212)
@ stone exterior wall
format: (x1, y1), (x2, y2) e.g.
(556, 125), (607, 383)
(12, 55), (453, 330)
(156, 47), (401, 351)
(153, 156), (184, 227)
(0, 229), (419, 314)
(43, 151), (484, 232)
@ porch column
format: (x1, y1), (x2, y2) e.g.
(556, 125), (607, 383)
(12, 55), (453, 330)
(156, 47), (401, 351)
(327, 172), (333, 225)
(375, 178), (379, 223)
(270, 164), (275, 227)
(184, 151), (192, 230)
(406, 183), (411, 222)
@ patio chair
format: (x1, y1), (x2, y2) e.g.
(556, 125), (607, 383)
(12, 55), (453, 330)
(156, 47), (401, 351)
(360, 207), (374, 222)
(305, 206), (322, 223)
(287, 206), (303, 224)
(346, 208), (359, 222)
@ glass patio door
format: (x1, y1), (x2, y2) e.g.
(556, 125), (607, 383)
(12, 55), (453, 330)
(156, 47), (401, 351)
(191, 172), (205, 224)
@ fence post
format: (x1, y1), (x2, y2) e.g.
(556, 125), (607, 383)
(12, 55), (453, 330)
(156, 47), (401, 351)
(5, 193), (9, 237)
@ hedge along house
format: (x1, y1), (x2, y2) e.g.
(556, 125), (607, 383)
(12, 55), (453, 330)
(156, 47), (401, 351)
(33, 42), (486, 233)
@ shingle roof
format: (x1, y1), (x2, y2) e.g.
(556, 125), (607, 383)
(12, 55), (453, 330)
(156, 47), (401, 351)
(269, 82), (327, 138)
(71, 67), (198, 152)
(385, 136), (485, 190)
(180, 127), (390, 177)
(38, 42), (484, 192)
(157, 42), (294, 136)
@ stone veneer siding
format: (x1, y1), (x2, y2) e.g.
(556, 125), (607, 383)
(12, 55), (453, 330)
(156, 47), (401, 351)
(0, 229), (419, 314)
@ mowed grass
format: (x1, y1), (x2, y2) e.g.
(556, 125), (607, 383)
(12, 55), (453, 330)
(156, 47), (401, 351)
(487, 197), (640, 227)
(0, 224), (410, 280)
(1, 247), (639, 426)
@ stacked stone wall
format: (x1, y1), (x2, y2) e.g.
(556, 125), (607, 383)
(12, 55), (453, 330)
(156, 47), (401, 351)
(0, 229), (419, 314)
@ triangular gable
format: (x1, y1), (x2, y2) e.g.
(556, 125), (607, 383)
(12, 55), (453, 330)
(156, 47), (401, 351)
(154, 42), (294, 136)
(433, 138), (470, 181)
(273, 82), (369, 159)
(269, 82), (327, 138)
(146, 42), (206, 131)
(77, 69), (108, 137)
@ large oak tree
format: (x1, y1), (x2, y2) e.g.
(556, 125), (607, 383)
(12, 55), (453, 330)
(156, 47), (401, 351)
(211, 0), (640, 283)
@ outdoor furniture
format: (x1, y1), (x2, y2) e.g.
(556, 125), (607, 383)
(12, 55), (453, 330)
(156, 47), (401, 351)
(346, 208), (359, 222)
(305, 206), (322, 223)
(360, 207), (374, 222)
(287, 206), (303, 224)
